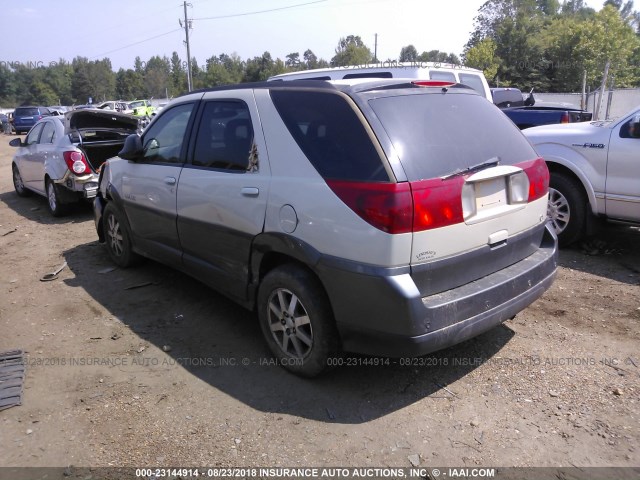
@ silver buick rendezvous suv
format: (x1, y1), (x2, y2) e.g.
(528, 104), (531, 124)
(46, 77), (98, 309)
(94, 79), (558, 377)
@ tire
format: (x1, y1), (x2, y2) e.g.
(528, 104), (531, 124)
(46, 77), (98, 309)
(102, 203), (140, 268)
(46, 179), (69, 217)
(548, 173), (587, 246)
(12, 164), (31, 197)
(257, 264), (340, 377)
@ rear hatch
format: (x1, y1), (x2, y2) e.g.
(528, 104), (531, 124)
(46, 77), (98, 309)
(14, 107), (40, 126)
(360, 86), (549, 296)
(64, 110), (139, 171)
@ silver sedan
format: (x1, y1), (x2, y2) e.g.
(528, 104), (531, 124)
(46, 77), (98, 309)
(10, 110), (138, 216)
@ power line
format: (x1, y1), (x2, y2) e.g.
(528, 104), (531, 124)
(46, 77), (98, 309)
(91, 29), (183, 60)
(193, 0), (328, 20)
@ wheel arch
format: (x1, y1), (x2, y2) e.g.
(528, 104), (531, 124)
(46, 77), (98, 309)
(544, 159), (597, 216)
(249, 233), (332, 312)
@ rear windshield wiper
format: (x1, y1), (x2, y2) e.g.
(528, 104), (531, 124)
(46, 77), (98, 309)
(441, 157), (500, 180)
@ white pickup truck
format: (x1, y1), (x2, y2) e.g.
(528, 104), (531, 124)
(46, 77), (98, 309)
(523, 106), (640, 245)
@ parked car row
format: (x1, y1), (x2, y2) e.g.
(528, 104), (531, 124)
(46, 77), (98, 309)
(7, 68), (637, 377)
(4, 99), (159, 135)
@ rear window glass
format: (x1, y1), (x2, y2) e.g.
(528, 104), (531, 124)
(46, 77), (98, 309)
(368, 93), (537, 181)
(492, 89), (524, 108)
(429, 71), (456, 82)
(270, 90), (389, 181)
(15, 108), (39, 116)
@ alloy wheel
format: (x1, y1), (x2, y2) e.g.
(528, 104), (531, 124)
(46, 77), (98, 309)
(547, 187), (570, 235)
(266, 288), (314, 359)
(107, 214), (124, 257)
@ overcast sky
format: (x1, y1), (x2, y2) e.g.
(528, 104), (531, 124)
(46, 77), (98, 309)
(4, 0), (606, 71)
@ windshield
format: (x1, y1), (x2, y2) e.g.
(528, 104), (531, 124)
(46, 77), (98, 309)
(129, 101), (145, 108)
(368, 92), (537, 181)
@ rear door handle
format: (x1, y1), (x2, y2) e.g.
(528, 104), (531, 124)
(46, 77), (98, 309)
(164, 177), (176, 185)
(241, 187), (259, 197)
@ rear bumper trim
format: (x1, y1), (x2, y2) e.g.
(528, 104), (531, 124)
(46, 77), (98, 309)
(322, 224), (558, 357)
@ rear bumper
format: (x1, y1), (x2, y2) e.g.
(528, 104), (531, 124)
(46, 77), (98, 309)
(318, 223), (558, 357)
(57, 172), (99, 199)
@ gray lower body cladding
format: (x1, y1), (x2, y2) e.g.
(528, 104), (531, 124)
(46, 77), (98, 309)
(319, 224), (558, 357)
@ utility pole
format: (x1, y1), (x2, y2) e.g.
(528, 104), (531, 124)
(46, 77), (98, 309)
(374, 33), (378, 63)
(180, 2), (193, 92)
(594, 60), (610, 121)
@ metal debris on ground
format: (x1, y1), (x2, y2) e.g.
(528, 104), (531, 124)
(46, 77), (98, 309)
(0, 350), (26, 411)
(124, 282), (155, 290)
(98, 267), (117, 274)
(40, 261), (68, 282)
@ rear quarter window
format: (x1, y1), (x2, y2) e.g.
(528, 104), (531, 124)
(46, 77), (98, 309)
(270, 90), (389, 182)
(368, 92), (537, 181)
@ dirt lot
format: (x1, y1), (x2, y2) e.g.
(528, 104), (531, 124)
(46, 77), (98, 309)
(0, 134), (639, 473)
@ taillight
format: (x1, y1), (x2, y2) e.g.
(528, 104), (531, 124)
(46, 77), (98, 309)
(560, 112), (570, 123)
(326, 180), (413, 234)
(517, 158), (549, 201)
(327, 158), (547, 235)
(410, 176), (464, 231)
(412, 80), (456, 88)
(63, 151), (91, 175)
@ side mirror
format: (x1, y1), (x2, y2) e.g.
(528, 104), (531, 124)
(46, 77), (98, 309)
(524, 88), (535, 107)
(118, 134), (143, 160)
(9, 138), (23, 147)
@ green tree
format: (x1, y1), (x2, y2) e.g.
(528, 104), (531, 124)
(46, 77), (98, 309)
(145, 56), (171, 98)
(418, 50), (461, 64)
(190, 56), (205, 90)
(28, 79), (58, 105)
(286, 52), (301, 69)
(203, 54), (239, 87)
(44, 60), (73, 105)
(331, 35), (373, 66)
(89, 59), (116, 102)
(116, 68), (146, 100)
(399, 45), (418, 62)
(0, 65), (16, 106)
(465, 0), (551, 90)
(170, 51), (187, 96)
(71, 57), (93, 104)
(243, 52), (285, 82)
(573, 5), (640, 88)
(464, 38), (500, 82)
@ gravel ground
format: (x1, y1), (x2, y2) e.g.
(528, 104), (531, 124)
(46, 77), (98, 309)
(0, 134), (638, 475)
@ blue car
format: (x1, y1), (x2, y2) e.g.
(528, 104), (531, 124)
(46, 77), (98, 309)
(13, 106), (52, 134)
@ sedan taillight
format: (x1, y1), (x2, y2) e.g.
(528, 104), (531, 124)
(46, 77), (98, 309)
(63, 151), (91, 175)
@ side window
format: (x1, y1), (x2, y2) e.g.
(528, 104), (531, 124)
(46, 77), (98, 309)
(40, 121), (56, 144)
(142, 103), (194, 164)
(619, 116), (640, 139)
(270, 90), (389, 182)
(459, 73), (488, 96)
(192, 101), (254, 171)
(429, 71), (456, 82)
(25, 123), (44, 146)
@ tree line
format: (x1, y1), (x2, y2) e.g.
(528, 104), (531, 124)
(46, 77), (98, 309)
(1, 0), (639, 107)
